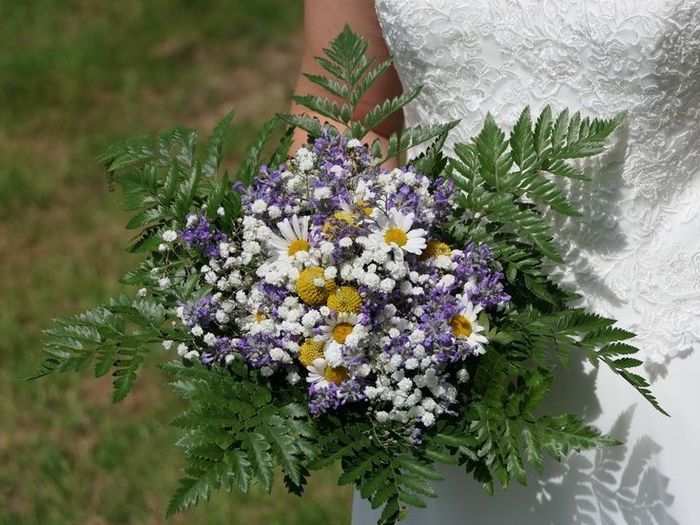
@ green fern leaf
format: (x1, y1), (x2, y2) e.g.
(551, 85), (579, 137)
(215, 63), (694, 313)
(224, 449), (252, 492)
(350, 58), (392, 106)
(243, 432), (274, 493)
(200, 110), (234, 178)
(302, 72), (349, 99)
(235, 118), (281, 187)
(276, 113), (326, 141)
(510, 107), (537, 171)
(383, 120), (459, 162)
(291, 94), (351, 124)
(473, 113), (513, 189)
(535, 415), (620, 459)
(533, 106), (553, 155)
(361, 87), (421, 137)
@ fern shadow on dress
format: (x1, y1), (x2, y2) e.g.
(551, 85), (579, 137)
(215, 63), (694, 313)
(352, 353), (679, 525)
(546, 118), (631, 311)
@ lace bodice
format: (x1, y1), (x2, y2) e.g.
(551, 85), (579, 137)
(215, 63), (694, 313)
(375, 0), (700, 370)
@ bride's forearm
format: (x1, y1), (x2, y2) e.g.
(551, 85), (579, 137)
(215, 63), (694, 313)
(290, 0), (404, 166)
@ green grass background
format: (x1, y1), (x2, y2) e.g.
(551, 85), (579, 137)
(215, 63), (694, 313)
(0, 1), (352, 523)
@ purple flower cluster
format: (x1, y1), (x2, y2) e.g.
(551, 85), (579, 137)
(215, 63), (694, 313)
(180, 214), (227, 258)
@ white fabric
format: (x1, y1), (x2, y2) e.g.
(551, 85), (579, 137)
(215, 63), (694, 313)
(352, 1), (700, 523)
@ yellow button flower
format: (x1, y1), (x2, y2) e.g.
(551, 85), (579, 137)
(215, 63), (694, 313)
(323, 365), (349, 385)
(422, 240), (452, 260)
(327, 286), (362, 313)
(299, 339), (325, 367)
(296, 267), (336, 305)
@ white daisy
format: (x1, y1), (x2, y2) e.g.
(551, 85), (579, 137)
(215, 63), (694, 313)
(268, 215), (311, 259)
(370, 208), (426, 255)
(242, 307), (267, 328)
(318, 312), (358, 366)
(306, 358), (330, 388)
(450, 299), (489, 354)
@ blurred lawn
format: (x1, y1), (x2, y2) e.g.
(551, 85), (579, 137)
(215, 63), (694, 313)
(0, 1), (352, 524)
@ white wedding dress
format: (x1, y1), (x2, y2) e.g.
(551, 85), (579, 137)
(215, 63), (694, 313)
(353, 1), (700, 524)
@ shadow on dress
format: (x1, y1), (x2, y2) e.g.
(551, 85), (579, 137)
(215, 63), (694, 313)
(530, 406), (678, 525)
(545, 116), (631, 311)
(352, 354), (679, 525)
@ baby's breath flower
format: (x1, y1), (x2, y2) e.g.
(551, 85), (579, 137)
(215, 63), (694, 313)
(162, 229), (178, 242)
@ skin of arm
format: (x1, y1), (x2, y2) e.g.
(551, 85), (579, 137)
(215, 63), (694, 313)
(291, 0), (404, 162)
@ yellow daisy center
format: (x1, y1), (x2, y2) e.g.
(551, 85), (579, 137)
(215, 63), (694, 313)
(327, 286), (362, 313)
(323, 211), (356, 237)
(323, 365), (349, 385)
(384, 227), (408, 247)
(254, 311), (266, 323)
(422, 240), (452, 260)
(287, 239), (310, 256)
(296, 267), (336, 305)
(299, 339), (325, 367)
(450, 315), (473, 338)
(334, 211), (356, 224)
(331, 323), (354, 344)
(355, 200), (373, 216)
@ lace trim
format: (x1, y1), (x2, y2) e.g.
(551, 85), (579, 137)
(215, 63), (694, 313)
(375, 0), (700, 370)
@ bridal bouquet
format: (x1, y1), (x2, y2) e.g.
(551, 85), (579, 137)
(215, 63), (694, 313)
(36, 28), (664, 524)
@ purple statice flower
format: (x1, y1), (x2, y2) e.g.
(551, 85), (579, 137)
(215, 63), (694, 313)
(431, 177), (455, 222)
(201, 336), (235, 365)
(180, 294), (217, 329)
(381, 332), (412, 359)
(243, 164), (297, 217)
(339, 378), (366, 404)
(258, 283), (288, 304)
(312, 129), (372, 168)
(312, 130), (350, 167)
(308, 383), (342, 415)
(308, 378), (365, 416)
(409, 427), (423, 445)
(307, 135), (360, 213)
(234, 332), (276, 369)
(384, 170), (435, 224)
(452, 243), (510, 308)
(180, 214), (227, 259)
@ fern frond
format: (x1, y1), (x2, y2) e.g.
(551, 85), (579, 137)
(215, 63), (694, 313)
(302, 73), (348, 100)
(360, 87), (421, 138)
(509, 107), (537, 172)
(291, 94), (352, 125)
(235, 117), (285, 187)
(200, 110), (235, 178)
(33, 295), (165, 401)
(275, 112), (326, 140)
(382, 120), (459, 163)
(351, 58), (392, 106)
(473, 114), (513, 189)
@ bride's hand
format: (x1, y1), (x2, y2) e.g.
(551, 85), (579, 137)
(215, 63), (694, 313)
(290, 0), (404, 167)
